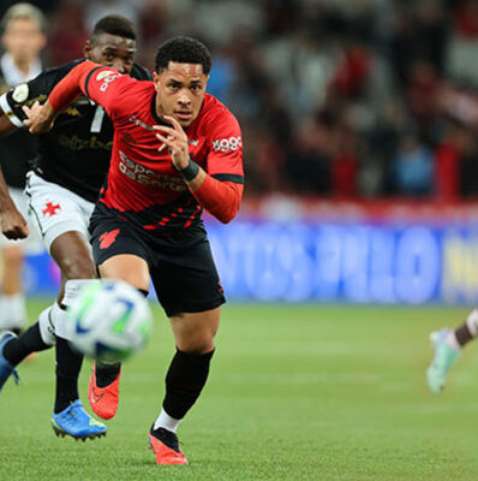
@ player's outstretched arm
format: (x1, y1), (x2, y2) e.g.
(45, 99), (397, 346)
(25, 61), (103, 134)
(22, 100), (56, 134)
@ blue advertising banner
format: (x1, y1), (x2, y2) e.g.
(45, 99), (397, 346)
(208, 221), (478, 304)
(22, 220), (478, 304)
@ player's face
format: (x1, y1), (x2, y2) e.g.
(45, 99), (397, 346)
(2, 18), (46, 63)
(84, 33), (136, 74)
(153, 62), (208, 127)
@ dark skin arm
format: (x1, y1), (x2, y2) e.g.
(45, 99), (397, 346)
(0, 107), (29, 239)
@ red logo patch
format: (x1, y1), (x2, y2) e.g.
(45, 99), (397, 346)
(99, 228), (120, 249)
(42, 201), (61, 217)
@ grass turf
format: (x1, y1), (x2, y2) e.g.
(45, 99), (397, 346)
(0, 301), (477, 480)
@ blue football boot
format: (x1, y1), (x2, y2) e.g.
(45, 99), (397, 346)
(51, 400), (107, 440)
(0, 331), (19, 392)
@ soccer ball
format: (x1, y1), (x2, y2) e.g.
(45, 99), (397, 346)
(65, 279), (153, 362)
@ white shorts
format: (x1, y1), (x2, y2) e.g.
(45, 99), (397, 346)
(25, 171), (95, 253)
(0, 185), (44, 254)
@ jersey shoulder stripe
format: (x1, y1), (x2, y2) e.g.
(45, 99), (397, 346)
(83, 65), (105, 101)
(211, 173), (244, 184)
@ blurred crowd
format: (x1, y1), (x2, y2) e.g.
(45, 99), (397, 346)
(3, 0), (478, 199)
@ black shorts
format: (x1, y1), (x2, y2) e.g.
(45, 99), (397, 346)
(89, 204), (225, 317)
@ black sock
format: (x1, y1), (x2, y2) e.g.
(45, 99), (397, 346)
(91, 289), (143, 388)
(54, 336), (83, 413)
(163, 349), (215, 420)
(455, 323), (474, 347)
(3, 322), (51, 366)
(95, 361), (121, 388)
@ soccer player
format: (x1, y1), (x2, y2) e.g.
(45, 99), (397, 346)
(0, 15), (150, 440)
(25, 36), (244, 464)
(0, 3), (46, 334)
(427, 311), (478, 393)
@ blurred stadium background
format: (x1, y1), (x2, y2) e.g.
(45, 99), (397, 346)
(1, 0), (478, 305)
(3, 1), (478, 480)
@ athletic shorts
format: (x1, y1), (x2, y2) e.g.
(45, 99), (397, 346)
(26, 171), (95, 253)
(89, 203), (226, 317)
(0, 185), (44, 254)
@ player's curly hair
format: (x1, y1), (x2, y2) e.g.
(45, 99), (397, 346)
(154, 36), (212, 74)
(92, 15), (136, 42)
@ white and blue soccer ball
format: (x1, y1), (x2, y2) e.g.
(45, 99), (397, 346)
(65, 279), (153, 362)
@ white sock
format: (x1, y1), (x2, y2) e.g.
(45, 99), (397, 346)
(55, 279), (95, 341)
(0, 293), (27, 330)
(49, 302), (68, 340)
(153, 409), (181, 433)
(62, 279), (95, 307)
(446, 331), (460, 350)
(466, 309), (478, 336)
(38, 305), (56, 345)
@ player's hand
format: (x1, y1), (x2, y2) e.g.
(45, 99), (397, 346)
(0, 206), (29, 240)
(154, 115), (190, 170)
(23, 100), (56, 134)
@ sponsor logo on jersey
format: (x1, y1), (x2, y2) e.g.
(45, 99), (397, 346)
(63, 107), (81, 117)
(212, 136), (242, 153)
(57, 134), (112, 151)
(118, 150), (187, 192)
(12, 83), (29, 103)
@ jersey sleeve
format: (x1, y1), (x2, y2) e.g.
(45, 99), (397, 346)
(205, 108), (244, 185)
(0, 60), (83, 128)
(81, 64), (137, 120)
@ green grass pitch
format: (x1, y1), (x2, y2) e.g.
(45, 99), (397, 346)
(1, 300), (478, 481)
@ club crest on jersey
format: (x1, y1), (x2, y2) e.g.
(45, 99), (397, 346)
(96, 70), (116, 81)
(97, 71), (121, 92)
(99, 228), (120, 249)
(12, 83), (29, 103)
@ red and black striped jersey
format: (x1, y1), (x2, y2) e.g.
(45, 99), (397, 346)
(78, 63), (244, 231)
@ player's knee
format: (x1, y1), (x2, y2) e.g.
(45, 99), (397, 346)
(60, 254), (96, 280)
(180, 342), (215, 355)
(177, 331), (216, 354)
(99, 256), (150, 291)
(173, 310), (220, 353)
(100, 270), (148, 291)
